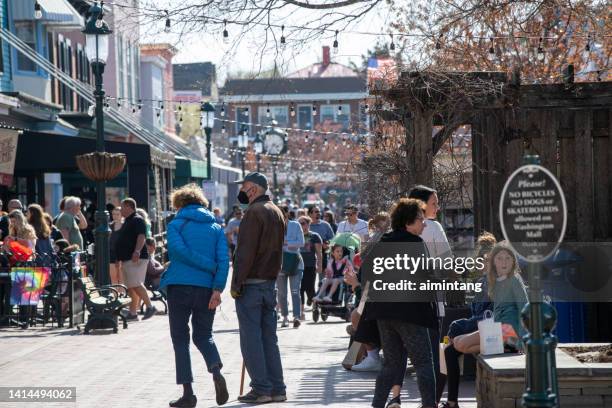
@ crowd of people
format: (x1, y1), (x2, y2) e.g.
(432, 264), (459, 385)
(0, 169), (530, 408)
(0, 195), (162, 324)
(157, 173), (528, 408)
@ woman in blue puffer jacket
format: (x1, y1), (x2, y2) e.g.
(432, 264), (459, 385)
(160, 184), (230, 408)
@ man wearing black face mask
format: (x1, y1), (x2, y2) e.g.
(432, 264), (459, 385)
(231, 172), (287, 404)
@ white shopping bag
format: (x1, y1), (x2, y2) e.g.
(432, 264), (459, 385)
(439, 343), (448, 375)
(478, 310), (504, 355)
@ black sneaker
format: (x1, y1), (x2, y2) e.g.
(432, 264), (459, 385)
(439, 402), (459, 408)
(271, 393), (287, 402)
(142, 305), (157, 320)
(125, 313), (139, 321)
(169, 394), (197, 408)
(386, 395), (401, 408)
(237, 389), (272, 404)
(293, 319), (301, 328)
(213, 374), (229, 405)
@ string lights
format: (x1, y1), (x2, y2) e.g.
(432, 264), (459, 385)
(537, 37), (545, 62)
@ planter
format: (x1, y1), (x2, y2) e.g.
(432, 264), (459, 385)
(76, 152), (126, 182)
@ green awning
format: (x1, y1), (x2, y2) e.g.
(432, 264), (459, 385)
(175, 157), (208, 179)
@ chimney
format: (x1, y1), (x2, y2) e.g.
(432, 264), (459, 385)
(322, 46), (330, 66)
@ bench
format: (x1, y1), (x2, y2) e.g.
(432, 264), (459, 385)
(80, 276), (131, 334)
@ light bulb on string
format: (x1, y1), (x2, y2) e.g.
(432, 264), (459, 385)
(332, 31), (339, 55)
(280, 25), (286, 48)
(536, 37), (545, 62)
(117, 98), (122, 108)
(164, 10), (171, 33)
(337, 103), (343, 115)
(221, 125), (226, 134)
(312, 104), (317, 116)
(220, 103), (225, 117)
(266, 103), (271, 118)
(389, 34), (395, 51)
(488, 38), (495, 61)
(34, 1), (42, 19)
(223, 20), (229, 44)
(243, 107), (249, 116)
(290, 103), (295, 117)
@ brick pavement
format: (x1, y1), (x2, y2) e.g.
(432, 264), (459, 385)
(0, 291), (476, 408)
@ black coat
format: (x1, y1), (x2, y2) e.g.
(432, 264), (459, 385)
(360, 229), (438, 329)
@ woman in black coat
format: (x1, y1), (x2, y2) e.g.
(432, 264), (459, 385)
(363, 198), (437, 408)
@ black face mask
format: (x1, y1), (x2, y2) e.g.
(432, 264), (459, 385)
(237, 191), (249, 204)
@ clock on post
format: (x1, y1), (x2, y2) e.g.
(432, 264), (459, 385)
(262, 120), (288, 199)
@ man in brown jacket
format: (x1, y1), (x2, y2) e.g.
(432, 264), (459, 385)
(231, 172), (287, 404)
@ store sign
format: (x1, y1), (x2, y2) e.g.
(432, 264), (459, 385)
(500, 164), (567, 262)
(0, 129), (19, 186)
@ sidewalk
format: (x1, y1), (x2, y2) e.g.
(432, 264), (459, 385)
(0, 291), (476, 408)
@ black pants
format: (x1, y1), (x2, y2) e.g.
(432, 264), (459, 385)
(300, 266), (317, 305)
(373, 320), (435, 408)
(444, 343), (462, 402)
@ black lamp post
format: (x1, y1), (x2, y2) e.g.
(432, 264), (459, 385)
(83, 1), (112, 286)
(253, 132), (263, 172)
(237, 125), (249, 177)
(200, 101), (215, 180)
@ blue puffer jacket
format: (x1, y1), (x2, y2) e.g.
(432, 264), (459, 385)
(160, 204), (229, 291)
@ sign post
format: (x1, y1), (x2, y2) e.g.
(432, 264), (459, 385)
(499, 155), (567, 408)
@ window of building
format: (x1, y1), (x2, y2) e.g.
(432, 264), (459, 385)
(117, 34), (124, 99)
(320, 104), (350, 131)
(126, 41), (132, 103)
(133, 44), (140, 101)
(297, 105), (312, 130)
(151, 65), (164, 129)
(258, 105), (288, 128)
(15, 22), (36, 72)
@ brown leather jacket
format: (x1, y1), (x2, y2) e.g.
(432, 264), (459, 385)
(231, 195), (286, 293)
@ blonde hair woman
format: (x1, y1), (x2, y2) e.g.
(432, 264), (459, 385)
(5, 209), (37, 250)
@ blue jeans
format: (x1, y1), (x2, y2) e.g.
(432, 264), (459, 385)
(167, 285), (222, 384)
(235, 280), (286, 396)
(276, 270), (303, 319)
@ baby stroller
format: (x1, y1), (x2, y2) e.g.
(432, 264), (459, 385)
(312, 233), (360, 323)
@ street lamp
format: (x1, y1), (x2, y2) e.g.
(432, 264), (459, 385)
(83, 1), (113, 286)
(253, 132), (263, 172)
(200, 101), (215, 181)
(237, 125), (249, 177)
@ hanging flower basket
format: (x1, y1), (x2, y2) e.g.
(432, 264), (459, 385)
(76, 152), (126, 182)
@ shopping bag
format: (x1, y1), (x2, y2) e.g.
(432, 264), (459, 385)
(439, 343), (448, 375)
(478, 310), (504, 355)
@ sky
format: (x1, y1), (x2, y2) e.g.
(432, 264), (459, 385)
(139, 0), (394, 84)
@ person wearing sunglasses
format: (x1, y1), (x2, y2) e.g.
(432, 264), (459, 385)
(337, 205), (369, 243)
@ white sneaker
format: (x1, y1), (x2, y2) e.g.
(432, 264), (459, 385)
(351, 355), (382, 372)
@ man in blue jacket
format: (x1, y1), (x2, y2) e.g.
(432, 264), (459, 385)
(160, 184), (230, 408)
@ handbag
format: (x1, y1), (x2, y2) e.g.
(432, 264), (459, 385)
(478, 310), (504, 355)
(281, 251), (301, 276)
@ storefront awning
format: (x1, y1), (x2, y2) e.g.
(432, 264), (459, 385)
(175, 157), (208, 179)
(11, 0), (83, 28)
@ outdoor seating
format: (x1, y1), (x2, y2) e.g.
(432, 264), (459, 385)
(80, 276), (130, 334)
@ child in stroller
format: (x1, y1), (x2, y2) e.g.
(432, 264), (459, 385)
(314, 244), (353, 303)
